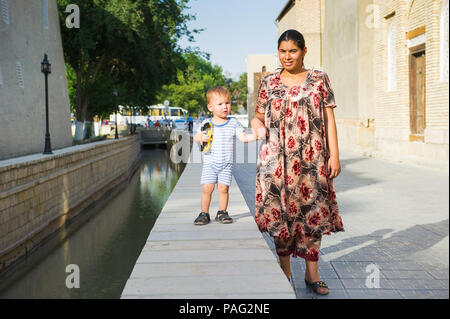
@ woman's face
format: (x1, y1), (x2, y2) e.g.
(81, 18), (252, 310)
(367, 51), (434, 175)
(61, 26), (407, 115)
(278, 40), (306, 72)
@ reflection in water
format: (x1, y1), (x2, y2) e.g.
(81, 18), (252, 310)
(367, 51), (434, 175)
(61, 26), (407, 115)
(0, 148), (185, 299)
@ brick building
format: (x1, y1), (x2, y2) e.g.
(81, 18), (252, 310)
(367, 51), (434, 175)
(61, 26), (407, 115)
(267, 0), (449, 165)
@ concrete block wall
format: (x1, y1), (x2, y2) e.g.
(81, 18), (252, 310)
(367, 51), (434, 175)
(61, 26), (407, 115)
(0, 136), (141, 272)
(0, 0), (72, 160)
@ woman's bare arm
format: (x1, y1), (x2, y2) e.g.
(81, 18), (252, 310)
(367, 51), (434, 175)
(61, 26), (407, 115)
(324, 107), (341, 178)
(251, 112), (266, 139)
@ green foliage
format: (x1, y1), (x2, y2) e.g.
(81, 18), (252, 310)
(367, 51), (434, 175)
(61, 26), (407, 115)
(157, 53), (247, 116)
(230, 72), (247, 111)
(57, 0), (199, 123)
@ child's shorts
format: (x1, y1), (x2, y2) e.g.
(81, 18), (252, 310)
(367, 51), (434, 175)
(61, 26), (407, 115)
(200, 162), (233, 186)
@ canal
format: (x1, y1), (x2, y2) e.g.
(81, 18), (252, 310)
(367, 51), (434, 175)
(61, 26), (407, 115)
(0, 147), (186, 299)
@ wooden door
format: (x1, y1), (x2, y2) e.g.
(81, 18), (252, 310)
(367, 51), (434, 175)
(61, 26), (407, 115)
(409, 46), (426, 139)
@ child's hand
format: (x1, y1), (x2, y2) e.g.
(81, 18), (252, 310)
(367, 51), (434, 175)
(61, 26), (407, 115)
(195, 132), (210, 143)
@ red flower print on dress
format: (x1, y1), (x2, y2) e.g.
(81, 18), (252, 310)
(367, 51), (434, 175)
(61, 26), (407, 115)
(321, 207), (329, 218)
(329, 189), (336, 201)
(272, 99), (282, 111)
(260, 145), (269, 161)
(305, 146), (315, 162)
(286, 108), (293, 118)
(279, 226), (290, 240)
(293, 223), (304, 235)
(270, 77), (281, 87)
(271, 208), (281, 220)
(285, 175), (294, 186)
(289, 86), (300, 97)
(314, 139), (322, 152)
(301, 182), (312, 200)
(322, 85), (328, 99)
(313, 94), (320, 109)
(282, 193), (287, 206)
(319, 164), (327, 177)
(269, 140), (278, 152)
(321, 125), (326, 139)
(292, 160), (301, 175)
(281, 125), (286, 139)
(292, 101), (299, 109)
(259, 89), (267, 100)
(287, 136), (296, 149)
(256, 193), (262, 203)
(297, 116), (307, 134)
(264, 214), (271, 225)
(275, 164), (282, 178)
(289, 202), (298, 216)
(308, 248), (319, 261)
(308, 212), (321, 226)
(255, 214), (265, 231)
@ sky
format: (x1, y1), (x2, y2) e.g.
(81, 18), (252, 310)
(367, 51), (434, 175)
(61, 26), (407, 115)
(178, 0), (287, 80)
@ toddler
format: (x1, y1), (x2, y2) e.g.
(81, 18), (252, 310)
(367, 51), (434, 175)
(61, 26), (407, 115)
(193, 86), (264, 225)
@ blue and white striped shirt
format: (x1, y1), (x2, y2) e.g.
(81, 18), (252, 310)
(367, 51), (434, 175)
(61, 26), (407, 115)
(198, 117), (245, 164)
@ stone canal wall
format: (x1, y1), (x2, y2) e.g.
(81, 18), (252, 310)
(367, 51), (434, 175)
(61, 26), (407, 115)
(0, 136), (141, 273)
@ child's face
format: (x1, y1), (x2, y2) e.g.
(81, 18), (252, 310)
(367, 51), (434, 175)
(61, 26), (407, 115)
(207, 94), (231, 119)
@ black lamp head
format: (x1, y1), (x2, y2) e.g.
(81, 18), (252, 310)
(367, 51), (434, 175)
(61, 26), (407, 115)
(41, 54), (51, 74)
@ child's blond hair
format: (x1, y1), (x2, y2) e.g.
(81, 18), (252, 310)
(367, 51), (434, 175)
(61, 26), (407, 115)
(206, 86), (231, 105)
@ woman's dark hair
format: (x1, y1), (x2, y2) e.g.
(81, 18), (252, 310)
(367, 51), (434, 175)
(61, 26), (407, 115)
(278, 29), (305, 50)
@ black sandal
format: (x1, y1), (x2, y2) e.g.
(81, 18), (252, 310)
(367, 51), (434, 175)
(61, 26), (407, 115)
(304, 279), (329, 295)
(215, 210), (233, 224)
(194, 212), (210, 225)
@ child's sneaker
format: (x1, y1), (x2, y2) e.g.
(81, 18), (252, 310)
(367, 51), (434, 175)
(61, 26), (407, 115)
(194, 212), (210, 225)
(215, 210), (233, 224)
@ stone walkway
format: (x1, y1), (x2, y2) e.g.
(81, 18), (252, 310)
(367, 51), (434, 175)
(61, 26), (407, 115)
(120, 139), (295, 298)
(233, 140), (449, 299)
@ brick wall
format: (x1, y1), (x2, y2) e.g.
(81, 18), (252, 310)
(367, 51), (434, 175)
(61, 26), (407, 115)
(374, 0), (449, 162)
(0, 136), (141, 272)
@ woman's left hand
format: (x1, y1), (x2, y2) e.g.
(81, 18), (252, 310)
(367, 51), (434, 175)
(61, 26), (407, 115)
(327, 155), (341, 179)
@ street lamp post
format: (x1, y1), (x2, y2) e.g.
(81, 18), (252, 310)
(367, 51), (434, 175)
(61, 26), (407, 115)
(41, 54), (52, 154)
(129, 106), (133, 135)
(113, 88), (119, 139)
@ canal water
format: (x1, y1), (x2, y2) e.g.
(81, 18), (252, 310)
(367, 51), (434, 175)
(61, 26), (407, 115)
(0, 147), (186, 299)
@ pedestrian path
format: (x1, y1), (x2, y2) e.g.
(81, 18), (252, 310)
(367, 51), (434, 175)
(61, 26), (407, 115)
(121, 143), (295, 298)
(233, 141), (449, 299)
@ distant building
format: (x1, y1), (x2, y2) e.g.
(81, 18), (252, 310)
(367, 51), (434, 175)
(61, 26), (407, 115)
(274, 0), (449, 164)
(247, 54), (279, 126)
(0, 0), (72, 160)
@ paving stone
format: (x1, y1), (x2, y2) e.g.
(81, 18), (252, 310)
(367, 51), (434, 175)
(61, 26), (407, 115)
(397, 289), (449, 299)
(381, 270), (435, 280)
(426, 267), (449, 280)
(387, 279), (449, 290)
(346, 289), (404, 299)
(340, 278), (395, 289)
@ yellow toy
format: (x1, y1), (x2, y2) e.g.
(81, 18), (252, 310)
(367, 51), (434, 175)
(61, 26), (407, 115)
(200, 122), (213, 152)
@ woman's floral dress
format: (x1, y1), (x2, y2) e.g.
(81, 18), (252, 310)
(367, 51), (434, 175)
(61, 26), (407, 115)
(254, 69), (344, 261)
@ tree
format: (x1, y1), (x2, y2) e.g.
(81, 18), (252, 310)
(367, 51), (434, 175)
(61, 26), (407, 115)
(157, 52), (227, 116)
(230, 72), (247, 112)
(58, 0), (198, 139)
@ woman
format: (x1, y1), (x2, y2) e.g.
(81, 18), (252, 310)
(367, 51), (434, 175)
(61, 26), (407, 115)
(251, 29), (344, 295)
